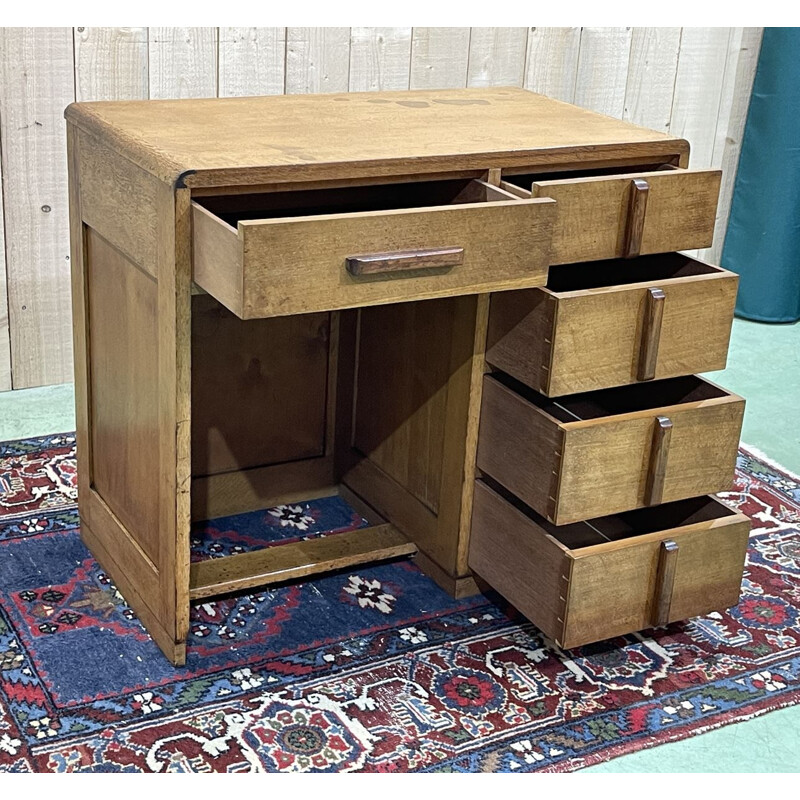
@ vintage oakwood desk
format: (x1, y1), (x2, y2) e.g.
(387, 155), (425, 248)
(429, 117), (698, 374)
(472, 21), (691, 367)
(65, 88), (749, 665)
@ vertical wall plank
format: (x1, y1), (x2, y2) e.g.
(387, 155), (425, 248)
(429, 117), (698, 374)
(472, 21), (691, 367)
(669, 27), (732, 169)
(0, 25), (767, 392)
(149, 27), (217, 99)
(0, 170), (11, 391)
(703, 27), (764, 263)
(409, 28), (470, 90)
(573, 27), (633, 117)
(623, 28), (681, 131)
(349, 28), (412, 91)
(286, 27), (350, 94)
(218, 28), (286, 97)
(523, 27), (581, 102)
(467, 28), (528, 88)
(0, 28), (75, 388)
(74, 27), (148, 101)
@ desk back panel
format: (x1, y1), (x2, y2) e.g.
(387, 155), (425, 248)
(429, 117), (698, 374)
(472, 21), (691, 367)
(190, 295), (330, 478)
(339, 294), (486, 589)
(352, 299), (454, 515)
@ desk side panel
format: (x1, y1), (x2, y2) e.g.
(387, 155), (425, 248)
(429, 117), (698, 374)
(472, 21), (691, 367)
(87, 230), (161, 563)
(69, 124), (189, 664)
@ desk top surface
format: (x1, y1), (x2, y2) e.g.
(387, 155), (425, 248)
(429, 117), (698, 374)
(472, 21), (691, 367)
(66, 87), (689, 188)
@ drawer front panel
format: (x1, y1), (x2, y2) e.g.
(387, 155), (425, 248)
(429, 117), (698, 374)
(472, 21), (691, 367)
(559, 399), (744, 523)
(530, 169), (721, 264)
(477, 375), (744, 524)
(193, 196), (556, 319)
(469, 480), (750, 649)
(487, 264), (738, 396)
(565, 515), (750, 648)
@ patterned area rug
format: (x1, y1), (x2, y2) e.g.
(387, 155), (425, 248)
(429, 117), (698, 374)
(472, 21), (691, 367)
(0, 433), (799, 773)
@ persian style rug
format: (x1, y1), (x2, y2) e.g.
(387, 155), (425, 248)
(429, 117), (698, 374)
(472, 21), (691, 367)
(0, 433), (799, 773)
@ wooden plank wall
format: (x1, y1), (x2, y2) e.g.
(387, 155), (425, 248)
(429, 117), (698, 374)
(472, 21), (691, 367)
(0, 26), (763, 391)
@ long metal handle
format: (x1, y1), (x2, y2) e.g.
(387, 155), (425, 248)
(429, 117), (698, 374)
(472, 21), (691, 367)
(653, 539), (679, 626)
(637, 287), (666, 381)
(346, 246), (464, 276)
(623, 178), (650, 258)
(645, 415), (672, 506)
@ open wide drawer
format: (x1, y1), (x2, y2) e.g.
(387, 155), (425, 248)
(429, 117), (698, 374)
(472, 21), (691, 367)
(470, 479), (750, 649)
(192, 178), (555, 319)
(502, 165), (721, 264)
(486, 253), (738, 396)
(477, 373), (744, 524)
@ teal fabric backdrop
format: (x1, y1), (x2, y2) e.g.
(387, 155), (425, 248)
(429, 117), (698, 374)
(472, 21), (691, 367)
(722, 27), (800, 323)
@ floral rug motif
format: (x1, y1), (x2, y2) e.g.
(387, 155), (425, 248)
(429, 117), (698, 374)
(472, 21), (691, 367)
(0, 433), (799, 772)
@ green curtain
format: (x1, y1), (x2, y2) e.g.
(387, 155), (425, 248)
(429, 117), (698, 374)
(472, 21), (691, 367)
(722, 27), (800, 323)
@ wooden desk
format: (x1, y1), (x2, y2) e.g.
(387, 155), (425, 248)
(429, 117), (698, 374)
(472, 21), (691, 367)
(66, 88), (748, 665)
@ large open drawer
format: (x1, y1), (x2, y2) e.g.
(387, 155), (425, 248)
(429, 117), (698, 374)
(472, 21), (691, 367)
(192, 178), (556, 319)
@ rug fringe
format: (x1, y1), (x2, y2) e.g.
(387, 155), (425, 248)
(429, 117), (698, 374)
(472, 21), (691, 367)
(740, 442), (800, 482)
(559, 690), (800, 773)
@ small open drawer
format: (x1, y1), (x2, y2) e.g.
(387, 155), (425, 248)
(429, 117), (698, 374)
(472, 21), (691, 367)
(477, 373), (744, 524)
(469, 479), (750, 649)
(192, 178), (555, 319)
(501, 165), (721, 264)
(486, 253), (738, 396)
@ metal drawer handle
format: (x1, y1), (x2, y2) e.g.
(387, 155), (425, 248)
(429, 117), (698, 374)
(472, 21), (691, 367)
(645, 415), (672, 506)
(638, 287), (666, 381)
(623, 178), (650, 258)
(345, 246), (464, 276)
(653, 539), (679, 627)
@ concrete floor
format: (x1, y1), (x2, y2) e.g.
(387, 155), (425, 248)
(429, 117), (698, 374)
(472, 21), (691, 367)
(704, 318), (800, 473)
(0, 316), (798, 772)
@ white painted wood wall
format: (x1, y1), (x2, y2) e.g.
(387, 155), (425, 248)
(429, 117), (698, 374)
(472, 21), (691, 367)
(0, 27), (763, 391)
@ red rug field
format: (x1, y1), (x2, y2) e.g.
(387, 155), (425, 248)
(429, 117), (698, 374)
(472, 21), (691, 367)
(0, 434), (798, 772)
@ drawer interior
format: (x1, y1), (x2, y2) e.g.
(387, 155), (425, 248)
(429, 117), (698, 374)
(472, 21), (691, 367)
(502, 163), (676, 189)
(545, 253), (722, 293)
(481, 477), (738, 550)
(493, 373), (729, 423)
(195, 178), (512, 226)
